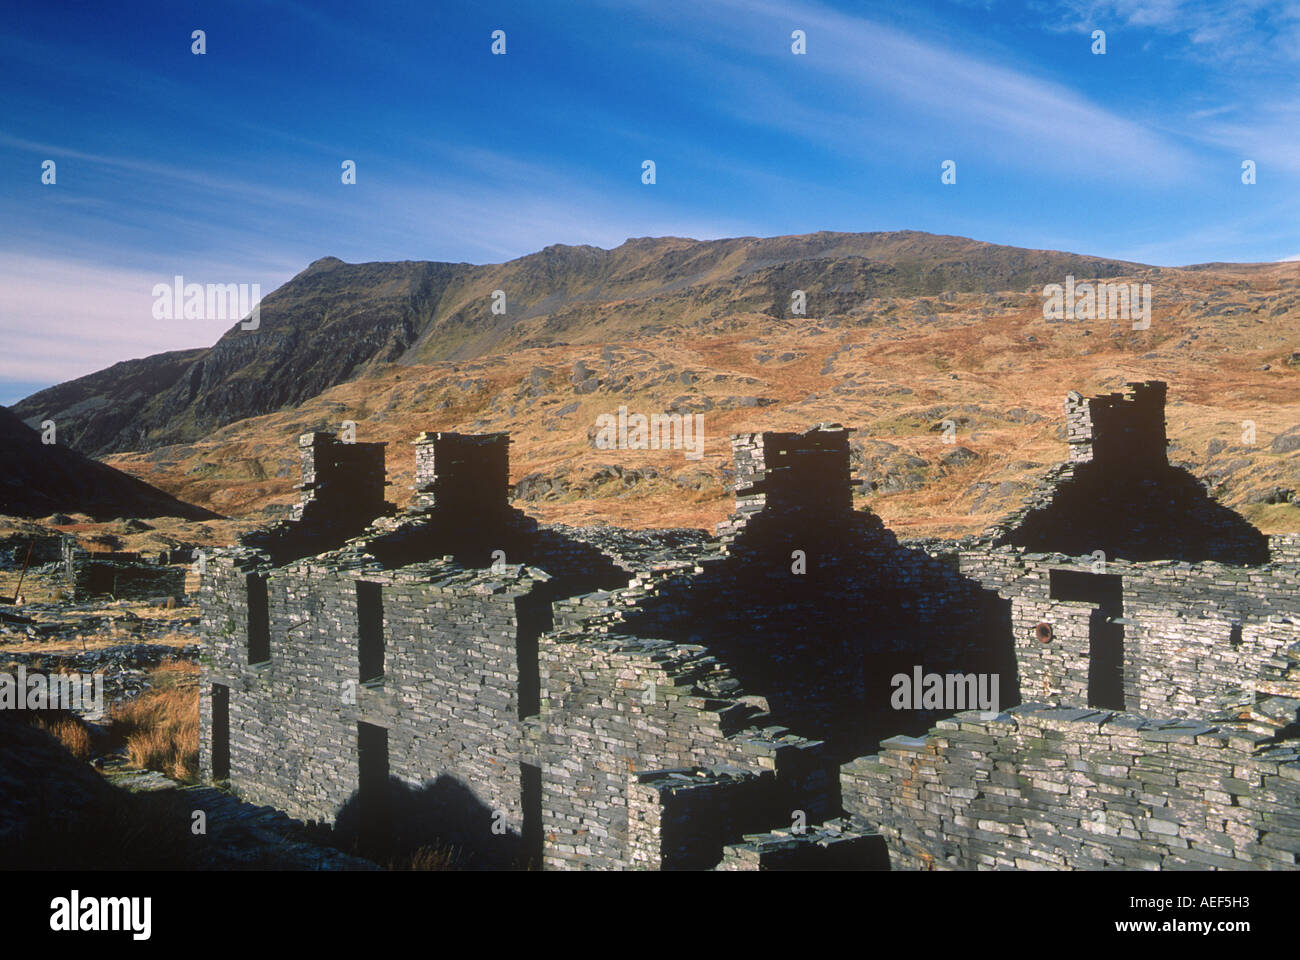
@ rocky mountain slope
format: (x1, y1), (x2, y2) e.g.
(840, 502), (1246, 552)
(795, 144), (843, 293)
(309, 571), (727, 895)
(13, 231), (1154, 457)
(11, 231), (1300, 540)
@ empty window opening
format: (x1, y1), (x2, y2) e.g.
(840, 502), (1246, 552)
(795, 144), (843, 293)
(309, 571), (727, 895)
(357, 722), (389, 856)
(247, 573), (270, 664)
(211, 683), (230, 780)
(1049, 569), (1123, 613)
(1050, 570), (1125, 711)
(1088, 609), (1125, 710)
(86, 566), (116, 596)
(357, 581), (384, 684)
(515, 594), (551, 719)
(521, 762), (543, 869)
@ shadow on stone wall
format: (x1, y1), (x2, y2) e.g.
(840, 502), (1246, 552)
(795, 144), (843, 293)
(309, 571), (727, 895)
(331, 774), (529, 869)
(363, 516), (632, 601)
(1008, 465), (1269, 565)
(619, 514), (1021, 762)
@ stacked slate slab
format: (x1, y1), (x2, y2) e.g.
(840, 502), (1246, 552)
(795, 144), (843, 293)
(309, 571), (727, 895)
(716, 818), (890, 870)
(842, 701), (1300, 870)
(293, 432), (389, 525)
(409, 431), (510, 515)
(626, 767), (777, 870)
(0, 532), (67, 567)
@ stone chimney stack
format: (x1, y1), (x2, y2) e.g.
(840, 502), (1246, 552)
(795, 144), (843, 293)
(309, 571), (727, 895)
(730, 424), (857, 521)
(292, 432), (389, 524)
(1065, 381), (1168, 473)
(410, 432), (511, 515)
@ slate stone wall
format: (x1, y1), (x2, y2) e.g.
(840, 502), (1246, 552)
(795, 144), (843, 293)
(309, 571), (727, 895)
(957, 550), (1300, 718)
(199, 552), (546, 863)
(197, 426), (1026, 869)
(410, 430), (510, 514)
(64, 546), (187, 601)
(196, 403), (1300, 872)
(533, 627), (835, 869)
(716, 819), (889, 869)
(1066, 380), (1168, 471)
(626, 768), (776, 870)
(0, 533), (66, 567)
(842, 701), (1300, 870)
(293, 432), (388, 525)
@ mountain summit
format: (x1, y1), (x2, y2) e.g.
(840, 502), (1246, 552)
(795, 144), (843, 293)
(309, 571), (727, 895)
(13, 231), (1155, 456)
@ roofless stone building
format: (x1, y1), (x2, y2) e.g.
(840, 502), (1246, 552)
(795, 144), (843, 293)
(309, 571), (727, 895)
(199, 384), (1300, 869)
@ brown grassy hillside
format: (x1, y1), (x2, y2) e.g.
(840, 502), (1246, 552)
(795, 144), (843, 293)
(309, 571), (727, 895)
(93, 251), (1300, 540)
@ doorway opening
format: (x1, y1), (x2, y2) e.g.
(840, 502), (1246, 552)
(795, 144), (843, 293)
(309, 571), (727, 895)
(211, 684), (230, 780)
(357, 721), (390, 856)
(520, 762), (543, 869)
(1049, 570), (1125, 710)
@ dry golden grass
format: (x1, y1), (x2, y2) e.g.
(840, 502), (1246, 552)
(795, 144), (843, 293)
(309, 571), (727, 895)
(0, 568), (65, 604)
(108, 659), (199, 783)
(151, 656), (199, 686)
(32, 713), (94, 760)
(0, 634), (197, 655)
(84, 264), (1300, 539)
(111, 689), (198, 782)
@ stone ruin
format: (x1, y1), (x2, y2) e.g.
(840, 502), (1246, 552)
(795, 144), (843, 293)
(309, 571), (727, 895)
(0, 530), (189, 603)
(61, 539), (189, 602)
(197, 382), (1300, 869)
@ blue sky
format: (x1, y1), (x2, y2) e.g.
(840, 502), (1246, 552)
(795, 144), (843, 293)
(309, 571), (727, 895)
(4, 0), (1300, 403)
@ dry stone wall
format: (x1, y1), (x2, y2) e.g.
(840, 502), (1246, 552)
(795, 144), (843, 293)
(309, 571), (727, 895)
(532, 626), (836, 869)
(954, 550), (1300, 718)
(842, 700), (1300, 870)
(199, 550), (549, 864)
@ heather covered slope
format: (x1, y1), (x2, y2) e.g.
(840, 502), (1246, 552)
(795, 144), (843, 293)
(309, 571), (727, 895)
(99, 260), (1300, 539)
(12, 231), (1157, 457)
(0, 405), (218, 521)
(11, 230), (1300, 539)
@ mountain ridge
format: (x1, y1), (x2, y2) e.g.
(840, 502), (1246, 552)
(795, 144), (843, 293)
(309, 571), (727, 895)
(13, 229), (1169, 457)
(0, 225), (1282, 539)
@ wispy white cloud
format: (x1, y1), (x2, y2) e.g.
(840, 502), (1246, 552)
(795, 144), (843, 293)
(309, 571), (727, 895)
(0, 134), (330, 214)
(1187, 105), (1237, 121)
(315, 155), (759, 263)
(0, 254), (237, 386)
(604, 0), (1199, 183)
(0, 150), (756, 394)
(1042, 0), (1300, 65)
(5, 0), (1298, 403)
(1184, 100), (1300, 177)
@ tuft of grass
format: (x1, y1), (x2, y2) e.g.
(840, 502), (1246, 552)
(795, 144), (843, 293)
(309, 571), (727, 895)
(150, 656), (200, 688)
(33, 714), (94, 760)
(108, 659), (199, 783)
